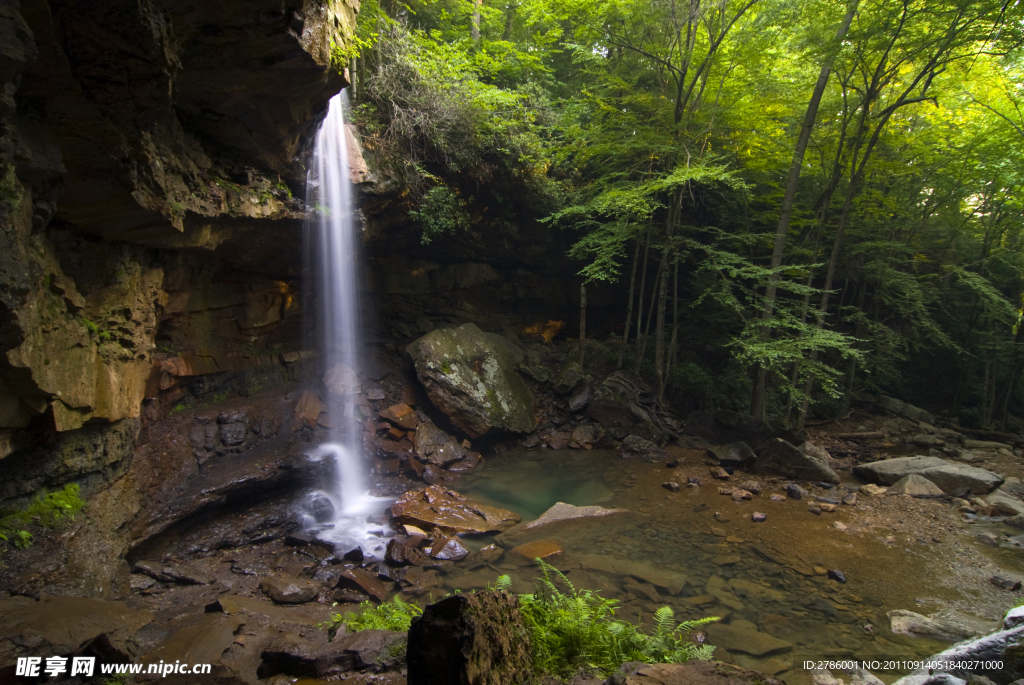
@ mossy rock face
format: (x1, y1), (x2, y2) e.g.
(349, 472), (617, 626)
(407, 324), (535, 438)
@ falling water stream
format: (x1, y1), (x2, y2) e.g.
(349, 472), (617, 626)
(303, 90), (390, 558)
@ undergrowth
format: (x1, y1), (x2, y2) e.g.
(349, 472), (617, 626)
(325, 595), (423, 638)
(518, 561), (718, 678)
(326, 560), (717, 680)
(0, 484), (86, 549)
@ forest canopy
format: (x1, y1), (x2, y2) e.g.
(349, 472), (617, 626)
(345, 0), (1024, 431)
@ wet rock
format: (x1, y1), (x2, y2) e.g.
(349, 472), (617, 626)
(140, 614), (247, 677)
(614, 662), (786, 685)
(688, 476), (703, 486)
(819, 503), (837, 512)
(621, 434), (668, 460)
(663, 481), (681, 492)
(385, 539), (422, 567)
(545, 430), (572, 449)
(978, 533), (999, 547)
(391, 486), (521, 535)
(422, 463), (443, 484)
(295, 391), (324, 427)
(888, 610), (977, 641)
(963, 439), (1013, 450)
(710, 466), (730, 479)
(990, 576), (1022, 591)
(731, 489), (753, 501)
(334, 589), (371, 604)
(571, 422), (601, 447)
(828, 569), (847, 583)
(833, 521), (848, 530)
(786, 483), (808, 500)
(843, 492), (858, 506)
(752, 512), (766, 522)
(509, 539), (564, 564)
(739, 480), (761, 495)
(407, 591), (532, 685)
(889, 474), (945, 497)
(809, 506), (822, 515)
(430, 535), (470, 561)
(161, 562), (214, 585)
(301, 492), (336, 523)
(770, 494), (786, 501)
(553, 361), (586, 395)
(259, 630), (407, 678)
(479, 544), (503, 563)
(380, 402), (419, 430)
(706, 622), (793, 656)
(860, 484), (888, 496)
(569, 385), (592, 412)
(131, 574), (156, 591)
(754, 438), (840, 484)
(324, 363), (361, 396)
(854, 456), (1003, 494)
(588, 371), (670, 442)
(710, 441), (756, 468)
(338, 568), (392, 602)
(414, 422), (466, 465)
(260, 576), (318, 604)
(799, 441), (832, 461)
(0, 594), (153, 667)
(408, 323), (535, 437)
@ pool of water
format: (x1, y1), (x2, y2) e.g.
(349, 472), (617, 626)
(445, 448), (991, 684)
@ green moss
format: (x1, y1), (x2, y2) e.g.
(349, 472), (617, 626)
(440, 359), (454, 375)
(0, 484), (86, 549)
(0, 164), (23, 207)
(81, 318), (113, 343)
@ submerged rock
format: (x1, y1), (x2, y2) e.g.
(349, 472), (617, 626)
(854, 456), (1003, 494)
(407, 323), (535, 437)
(523, 502), (626, 530)
(407, 591), (532, 685)
(618, 662), (785, 685)
(705, 621), (793, 656)
(754, 438), (840, 484)
(887, 610), (977, 642)
(391, 485), (521, 534)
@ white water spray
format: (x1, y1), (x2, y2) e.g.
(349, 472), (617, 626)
(304, 90), (390, 557)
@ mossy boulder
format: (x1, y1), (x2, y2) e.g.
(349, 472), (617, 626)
(407, 324), (535, 438)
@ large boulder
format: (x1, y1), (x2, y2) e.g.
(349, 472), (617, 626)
(587, 371), (669, 442)
(888, 475), (944, 497)
(752, 438), (839, 484)
(876, 396), (935, 424)
(892, 607), (1024, 685)
(854, 457), (1003, 495)
(887, 610), (977, 642)
(407, 324), (535, 438)
(391, 486), (521, 535)
(407, 590), (532, 685)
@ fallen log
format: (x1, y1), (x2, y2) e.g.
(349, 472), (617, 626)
(832, 431), (884, 440)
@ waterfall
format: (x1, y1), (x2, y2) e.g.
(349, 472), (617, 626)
(303, 90), (390, 558)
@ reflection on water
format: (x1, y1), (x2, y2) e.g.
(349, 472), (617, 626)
(448, 448), (974, 684)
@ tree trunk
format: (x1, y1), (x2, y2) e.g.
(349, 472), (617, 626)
(471, 0), (482, 42)
(579, 283), (587, 368)
(619, 227), (642, 369)
(655, 201), (677, 396)
(751, 0), (859, 420)
(633, 230), (652, 371)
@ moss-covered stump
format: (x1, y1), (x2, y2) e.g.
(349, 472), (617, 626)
(407, 324), (534, 437)
(407, 590), (532, 685)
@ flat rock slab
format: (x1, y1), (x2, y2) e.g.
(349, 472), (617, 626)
(391, 485), (521, 534)
(854, 456), (1003, 494)
(141, 614), (247, 667)
(621, 661), (786, 685)
(211, 595), (325, 626)
(260, 629), (407, 678)
(0, 594), (154, 666)
(508, 539), (563, 564)
(706, 622), (794, 656)
(576, 554), (686, 595)
(260, 575), (319, 604)
(524, 502), (626, 531)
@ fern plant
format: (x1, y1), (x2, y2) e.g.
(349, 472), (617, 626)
(518, 560), (718, 678)
(325, 595), (423, 639)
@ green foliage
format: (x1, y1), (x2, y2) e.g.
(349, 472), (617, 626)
(519, 560), (717, 678)
(0, 163), (22, 207)
(325, 596), (424, 638)
(409, 185), (471, 244)
(81, 318), (113, 343)
(0, 484), (86, 549)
